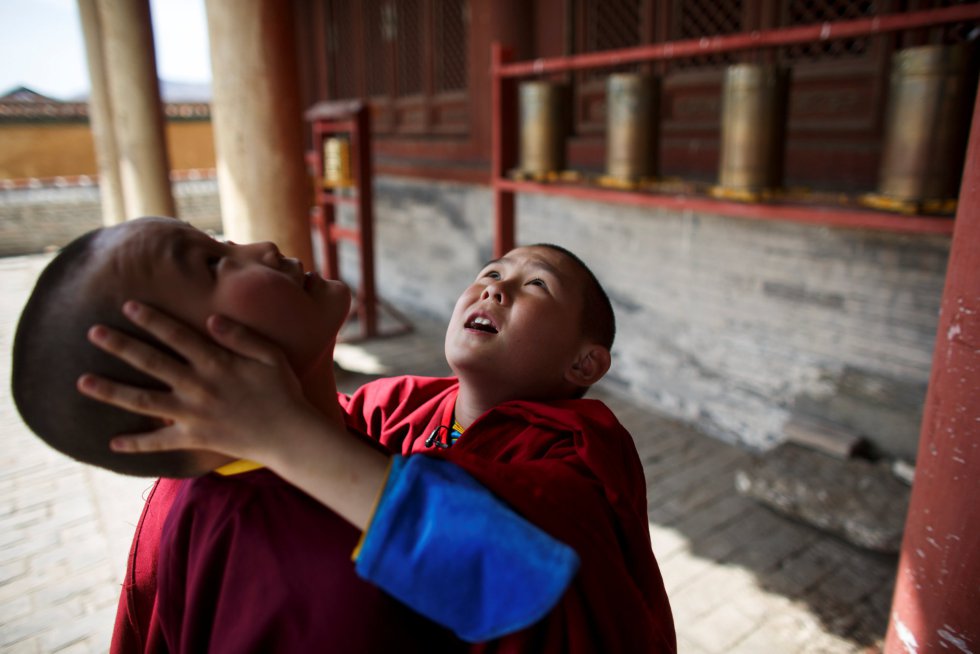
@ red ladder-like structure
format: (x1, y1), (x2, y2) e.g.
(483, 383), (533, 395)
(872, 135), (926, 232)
(306, 100), (411, 341)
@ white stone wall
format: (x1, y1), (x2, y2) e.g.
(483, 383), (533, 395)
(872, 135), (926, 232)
(346, 177), (948, 461)
(0, 179), (222, 256)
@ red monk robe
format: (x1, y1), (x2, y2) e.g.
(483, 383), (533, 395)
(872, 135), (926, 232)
(341, 375), (677, 653)
(153, 459), (466, 652)
(111, 375), (674, 652)
(110, 453), (466, 652)
(111, 478), (182, 653)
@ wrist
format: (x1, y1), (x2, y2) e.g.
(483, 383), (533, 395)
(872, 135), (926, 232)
(262, 410), (391, 530)
(258, 405), (333, 473)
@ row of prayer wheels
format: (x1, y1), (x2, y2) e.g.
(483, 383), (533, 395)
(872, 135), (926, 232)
(516, 43), (975, 210)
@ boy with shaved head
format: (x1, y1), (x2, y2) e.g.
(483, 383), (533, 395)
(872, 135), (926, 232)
(14, 216), (675, 652)
(14, 217), (463, 651)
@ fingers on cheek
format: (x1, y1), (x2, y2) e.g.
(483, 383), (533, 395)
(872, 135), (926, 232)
(208, 314), (231, 335)
(88, 327), (145, 365)
(77, 374), (110, 399)
(110, 434), (168, 453)
(76, 375), (161, 416)
(140, 349), (175, 378)
(109, 436), (139, 453)
(87, 325), (122, 352)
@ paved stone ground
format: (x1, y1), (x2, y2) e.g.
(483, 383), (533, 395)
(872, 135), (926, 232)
(1, 252), (896, 652)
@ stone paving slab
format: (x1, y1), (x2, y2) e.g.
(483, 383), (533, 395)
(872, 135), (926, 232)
(735, 443), (909, 553)
(1, 252), (895, 652)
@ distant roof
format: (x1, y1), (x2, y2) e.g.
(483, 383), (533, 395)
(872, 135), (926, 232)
(0, 86), (89, 122)
(0, 82), (211, 123)
(0, 86), (62, 103)
(2, 80), (212, 104)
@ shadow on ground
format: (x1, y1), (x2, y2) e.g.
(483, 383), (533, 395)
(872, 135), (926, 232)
(608, 397), (896, 651)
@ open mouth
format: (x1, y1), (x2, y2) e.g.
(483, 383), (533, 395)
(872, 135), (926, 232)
(465, 315), (498, 334)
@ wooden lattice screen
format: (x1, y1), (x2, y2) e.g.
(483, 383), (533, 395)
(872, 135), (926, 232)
(322, 0), (470, 135)
(672, 0), (744, 68)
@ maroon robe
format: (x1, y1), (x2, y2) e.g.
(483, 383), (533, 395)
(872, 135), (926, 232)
(155, 464), (465, 653)
(111, 478), (182, 653)
(341, 375), (677, 653)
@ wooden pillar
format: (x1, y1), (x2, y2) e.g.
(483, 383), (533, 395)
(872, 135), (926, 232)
(94, 0), (175, 218)
(76, 0), (126, 226)
(204, 0), (314, 267)
(885, 81), (980, 654)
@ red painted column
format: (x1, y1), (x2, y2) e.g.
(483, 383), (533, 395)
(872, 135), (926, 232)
(885, 83), (980, 653)
(491, 43), (515, 258)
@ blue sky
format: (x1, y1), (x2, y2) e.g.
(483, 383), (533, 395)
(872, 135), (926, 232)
(0, 0), (211, 100)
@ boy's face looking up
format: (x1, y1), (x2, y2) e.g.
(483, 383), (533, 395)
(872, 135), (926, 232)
(445, 245), (609, 401)
(88, 217), (351, 376)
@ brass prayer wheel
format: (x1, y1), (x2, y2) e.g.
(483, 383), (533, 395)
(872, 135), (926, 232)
(717, 64), (789, 193)
(323, 137), (352, 187)
(519, 81), (567, 175)
(877, 44), (974, 203)
(606, 74), (659, 182)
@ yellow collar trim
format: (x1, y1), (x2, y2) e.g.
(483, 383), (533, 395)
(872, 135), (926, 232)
(452, 419), (465, 434)
(213, 459), (265, 476)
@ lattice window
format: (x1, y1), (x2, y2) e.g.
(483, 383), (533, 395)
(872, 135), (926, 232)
(363, 0), (391, 97)
(672, 0), (744, 68)
(579, 0), (643, 78)
(435, 0), (468, 92)
(780, 0), (876, 61)
(396, 0), (424, 96)
(933, 0), (978, 44)
(321, 0), (470, 135)
(583, 0), (643, 52)
(326, 0), (357, 98)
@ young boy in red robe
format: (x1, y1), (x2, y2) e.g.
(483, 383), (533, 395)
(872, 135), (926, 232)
(15, 216), (675, 651)
(13, 217), (468, 651)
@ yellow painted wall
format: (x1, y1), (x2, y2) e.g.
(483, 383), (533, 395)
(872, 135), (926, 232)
(167, 121), (216, 171)
(0, 123), (97, 179)
(0, 119), (216, 179)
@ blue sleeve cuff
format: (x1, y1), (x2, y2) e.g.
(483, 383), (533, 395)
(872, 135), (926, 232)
(354, 455), (579, 642)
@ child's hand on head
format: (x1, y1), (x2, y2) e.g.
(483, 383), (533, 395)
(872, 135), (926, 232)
(78, 301), (322, 466)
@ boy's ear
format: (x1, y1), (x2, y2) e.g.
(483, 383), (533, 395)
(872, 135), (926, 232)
(565, 344), (611, 388)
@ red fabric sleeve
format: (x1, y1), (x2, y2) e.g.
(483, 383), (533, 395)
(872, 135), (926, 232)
(110, 478), (183, 654)
(156, 469), (465, 653)
(444, 402), (676, 653)
(339, 376), (458, 454)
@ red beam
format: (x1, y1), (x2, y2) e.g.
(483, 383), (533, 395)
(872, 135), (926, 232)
(496, 5), (980, 77)
(885, 66), (980, 654)
(495, 179), (956, 235)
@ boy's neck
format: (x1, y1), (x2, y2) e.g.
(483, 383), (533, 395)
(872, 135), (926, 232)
(453, 374), (578, 430)
(452, 378), (523, 430)
(300, 348), (345, 428)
